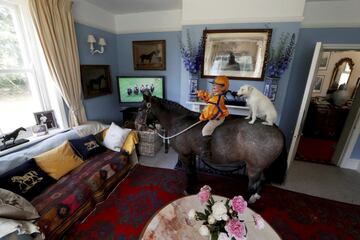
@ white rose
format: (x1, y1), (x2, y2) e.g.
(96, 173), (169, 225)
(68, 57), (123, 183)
(221, 214), (229, 221)
(208, 215), (216, 224)
(188, 209), (196, 220)
(212, 201), (228, 221)
(199, 225), (210, 236)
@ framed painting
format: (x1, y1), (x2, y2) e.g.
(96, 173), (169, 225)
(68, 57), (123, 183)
(201, 29), (272, 80)
(132, 40), (166, 70)
(34, 110), (58, 129)
(80, 65), (112, 99)
(319, 51), (331, 70)
(313, 75), (325, 92)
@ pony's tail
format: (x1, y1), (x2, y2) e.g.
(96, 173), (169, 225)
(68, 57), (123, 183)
(264, 134), (288, 184)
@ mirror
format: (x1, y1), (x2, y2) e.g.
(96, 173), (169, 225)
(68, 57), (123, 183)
(328, 57), (354, 92)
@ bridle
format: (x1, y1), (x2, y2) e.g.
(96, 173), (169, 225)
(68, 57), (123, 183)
(138, 101), (202, 140)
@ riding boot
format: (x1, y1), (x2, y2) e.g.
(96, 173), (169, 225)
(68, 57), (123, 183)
(199, 136), (212, 162)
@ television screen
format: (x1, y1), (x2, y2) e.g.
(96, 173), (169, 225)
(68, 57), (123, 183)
(117, 76), (164, 103)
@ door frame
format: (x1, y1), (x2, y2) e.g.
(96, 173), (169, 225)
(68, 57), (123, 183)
(288, 43), (360, 170)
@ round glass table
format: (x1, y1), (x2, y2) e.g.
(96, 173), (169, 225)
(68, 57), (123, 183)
(140, 195), (281, 240)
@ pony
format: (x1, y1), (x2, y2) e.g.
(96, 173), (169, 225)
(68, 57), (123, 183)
(135, 92), (287, 202)
(140, 51), (156, 63)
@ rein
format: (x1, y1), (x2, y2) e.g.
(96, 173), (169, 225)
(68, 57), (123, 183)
(155, 120), (202, 140)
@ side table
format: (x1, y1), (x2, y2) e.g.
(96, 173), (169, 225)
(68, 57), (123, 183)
(140, 195), (281, 240)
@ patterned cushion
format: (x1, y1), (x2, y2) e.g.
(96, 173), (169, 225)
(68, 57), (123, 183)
(69, 135), (105, 160)
(34, 141), (84, 180)
(0, 159), (56, 201)
(0, 188), (39, 220)
(31, 150), (131, 239)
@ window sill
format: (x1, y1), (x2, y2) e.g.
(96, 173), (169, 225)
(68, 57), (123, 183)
(0, 128), (70, 157)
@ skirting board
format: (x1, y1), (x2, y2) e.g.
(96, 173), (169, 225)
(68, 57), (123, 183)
(341, 158), (360, 172)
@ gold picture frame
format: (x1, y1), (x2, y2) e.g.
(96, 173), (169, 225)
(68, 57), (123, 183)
(202, 29), (272, 80)
(132, 40), (166, 70)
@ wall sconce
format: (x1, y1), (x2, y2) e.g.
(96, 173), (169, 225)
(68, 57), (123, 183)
(87, 34), (106, 55)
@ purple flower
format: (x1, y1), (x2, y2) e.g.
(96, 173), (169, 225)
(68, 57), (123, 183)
(266, 32), (296, 79)
(179, 29), (204, 74)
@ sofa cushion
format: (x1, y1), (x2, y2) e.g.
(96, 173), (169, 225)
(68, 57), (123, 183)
(0, 188), (39, 220)
(0, 159), (56, 201)
(69, 135), (105, 160)
(98, 129), (139, 154)
(31, 150), (131, 239)
(34, 141), (84, 180)
(102, 123), (131, 152)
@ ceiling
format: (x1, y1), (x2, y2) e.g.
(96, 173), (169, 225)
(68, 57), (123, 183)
(84, 0), (350, 15)
(84, 0), (182, 14)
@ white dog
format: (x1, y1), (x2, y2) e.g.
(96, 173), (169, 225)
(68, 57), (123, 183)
(237, 85), (277, 126)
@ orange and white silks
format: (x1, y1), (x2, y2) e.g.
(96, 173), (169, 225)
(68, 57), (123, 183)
(197, 90), (229, 121)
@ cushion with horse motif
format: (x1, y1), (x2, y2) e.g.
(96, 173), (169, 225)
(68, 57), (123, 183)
(69, 134), (106, 160)
(0, 159), (56, 201)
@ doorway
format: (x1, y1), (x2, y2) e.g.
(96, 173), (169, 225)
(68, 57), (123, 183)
(288, 43), (360, 169)
(296, 50), (360, 165)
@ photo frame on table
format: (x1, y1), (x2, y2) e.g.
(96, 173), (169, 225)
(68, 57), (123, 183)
(202, 29), (272, 80)
(132, 40), (166, 70)
(319, 51), (331, 70)
(80, 65), (112, 99)
(33, 110), (57, 130)
(32, 124), (48, 136)
(313, 75), (325, 92)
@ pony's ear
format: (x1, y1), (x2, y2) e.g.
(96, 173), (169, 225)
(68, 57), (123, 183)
(143, 89), (152, 102)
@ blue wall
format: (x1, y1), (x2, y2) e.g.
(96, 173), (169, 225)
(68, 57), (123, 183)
(75, 23), (121, 123)
(282, 27), (360, 158)
(116, 31), (181, 103)
(179, 23), (301, 130)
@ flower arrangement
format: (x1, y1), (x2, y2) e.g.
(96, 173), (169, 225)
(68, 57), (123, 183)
(266, 32), (296, 79)
(179, 29), (204, 74)
(188, 185), (265, 240)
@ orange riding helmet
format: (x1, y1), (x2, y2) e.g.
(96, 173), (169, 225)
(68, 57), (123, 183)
(210, 75), (229, 92)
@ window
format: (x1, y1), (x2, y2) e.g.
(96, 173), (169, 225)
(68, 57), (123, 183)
(0, 0), (66, 134)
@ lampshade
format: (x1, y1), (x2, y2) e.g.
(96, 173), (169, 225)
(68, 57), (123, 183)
(87, 34), (96, 43)
(98, 37), (106, 46)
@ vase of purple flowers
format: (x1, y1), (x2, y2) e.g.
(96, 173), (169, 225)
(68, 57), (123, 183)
(179, 30), (204, 101)
(264, 33), (296, 101)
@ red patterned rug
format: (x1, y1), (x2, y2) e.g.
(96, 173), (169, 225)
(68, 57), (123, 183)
(296, 137), (337, 165)
(66, 165), (360, 239)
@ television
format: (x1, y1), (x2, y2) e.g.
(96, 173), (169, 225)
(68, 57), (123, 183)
(117, 76), (165, 103)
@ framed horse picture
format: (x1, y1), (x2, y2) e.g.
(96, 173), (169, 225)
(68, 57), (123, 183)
(80, 65), (112, 99)
(132, 40), (166, 70)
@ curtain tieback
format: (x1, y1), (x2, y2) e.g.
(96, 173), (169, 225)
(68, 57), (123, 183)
(69, 107), (80, 115)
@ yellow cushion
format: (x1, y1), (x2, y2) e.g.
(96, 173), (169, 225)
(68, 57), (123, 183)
(34, 141), (84, 180)
(122, 131), (139, 154)
(100, 128), (139, 154)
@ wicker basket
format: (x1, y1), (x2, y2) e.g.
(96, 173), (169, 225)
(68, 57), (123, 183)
(137, 130), (163, 157)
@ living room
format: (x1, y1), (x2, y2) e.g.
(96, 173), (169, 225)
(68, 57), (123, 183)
(0, 0), (360, 239)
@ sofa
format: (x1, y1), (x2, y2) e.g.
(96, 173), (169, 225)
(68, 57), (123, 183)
(0, 122), (138, 239)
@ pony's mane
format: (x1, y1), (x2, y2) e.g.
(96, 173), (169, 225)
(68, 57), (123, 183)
(152, 97), (198, 118)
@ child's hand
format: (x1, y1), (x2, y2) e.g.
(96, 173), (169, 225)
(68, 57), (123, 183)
(197, 90), (206, 98)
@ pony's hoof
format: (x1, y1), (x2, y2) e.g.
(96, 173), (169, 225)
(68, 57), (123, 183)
(248, 193), (261, 204)
(248, 121), (255, 124)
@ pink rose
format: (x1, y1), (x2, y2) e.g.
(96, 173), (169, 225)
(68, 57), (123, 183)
(225, 219), (247, 240)
(198, 185), (211, 204)
(253, 214), (265, 230)
(231, 196), (247, 214)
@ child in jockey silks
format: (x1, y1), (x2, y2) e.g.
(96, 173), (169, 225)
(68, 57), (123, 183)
(197, 75), (230, 162)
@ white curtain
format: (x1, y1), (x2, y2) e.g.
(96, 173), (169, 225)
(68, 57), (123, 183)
(28, 0), (87, 126)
